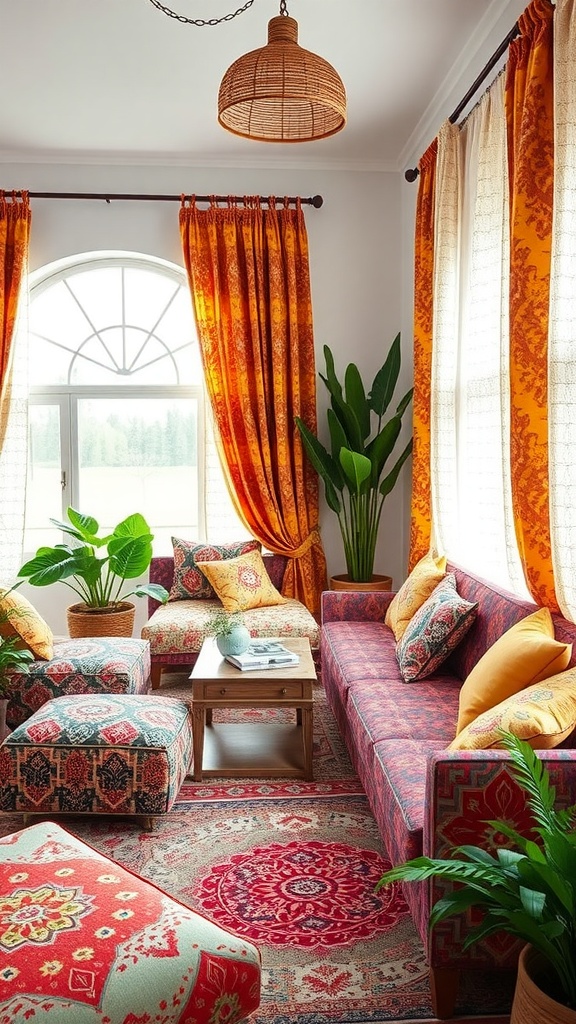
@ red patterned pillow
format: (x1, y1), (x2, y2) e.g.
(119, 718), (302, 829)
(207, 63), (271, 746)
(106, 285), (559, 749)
(169, 537), (260, 600)
(396, 574), (478, 682)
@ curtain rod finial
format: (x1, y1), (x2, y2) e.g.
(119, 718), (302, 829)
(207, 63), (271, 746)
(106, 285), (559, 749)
(405, 167), (419, 182)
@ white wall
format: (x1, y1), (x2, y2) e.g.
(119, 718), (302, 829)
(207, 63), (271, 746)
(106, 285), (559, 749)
(2, 160), (405, 633)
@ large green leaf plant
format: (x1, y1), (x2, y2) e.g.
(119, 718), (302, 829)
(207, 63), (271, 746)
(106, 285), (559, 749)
(295, 333), (413, 582)
(377, 732), (576, 1008)
(17, 508), (168, 609)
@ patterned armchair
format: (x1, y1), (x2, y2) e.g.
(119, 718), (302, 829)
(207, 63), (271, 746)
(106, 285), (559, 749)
(142, 553), (319, 689)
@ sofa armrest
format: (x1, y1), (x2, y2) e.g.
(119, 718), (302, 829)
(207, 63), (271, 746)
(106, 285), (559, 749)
(321, 589), (395, 624)
(425, 747), (576, 858)
(422, 747), (576, 972)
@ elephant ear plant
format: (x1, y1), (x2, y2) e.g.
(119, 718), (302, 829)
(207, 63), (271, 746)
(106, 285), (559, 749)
(295, 333), (413, 582)
(377, 731), (576, 1009)
(17, 508), (169, 609)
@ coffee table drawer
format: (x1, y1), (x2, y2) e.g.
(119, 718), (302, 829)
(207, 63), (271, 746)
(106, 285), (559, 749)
(202, 680), (306, 700)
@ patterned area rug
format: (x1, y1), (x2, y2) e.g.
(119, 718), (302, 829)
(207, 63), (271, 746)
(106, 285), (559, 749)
(0, 675), (514, 1023)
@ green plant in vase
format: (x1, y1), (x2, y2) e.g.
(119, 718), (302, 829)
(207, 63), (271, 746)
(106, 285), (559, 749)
(17, 507), (169, 637)
(295, 333), (413, 584)
(208, 609), (251, 657)
(0, 600), (35, 741)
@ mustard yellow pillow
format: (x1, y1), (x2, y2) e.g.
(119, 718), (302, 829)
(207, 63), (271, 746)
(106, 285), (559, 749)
(456, 608), (572, 734)
(385, 551), (447, 641)
(448, 668), (576, 751)
(197, 549), (287, 613)
(0, 587), (53, 660)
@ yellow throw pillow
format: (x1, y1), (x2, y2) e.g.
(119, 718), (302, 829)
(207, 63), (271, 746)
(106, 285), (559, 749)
(385, 551), (447, 641)
(456, 608), (572, 734)
(0, 588), (53, 660)
(197, 548), (288, 613)
(448, 668), (576, 751)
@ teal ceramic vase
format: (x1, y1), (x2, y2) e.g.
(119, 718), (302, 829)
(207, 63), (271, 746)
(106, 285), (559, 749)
(216, 625), (251, 657)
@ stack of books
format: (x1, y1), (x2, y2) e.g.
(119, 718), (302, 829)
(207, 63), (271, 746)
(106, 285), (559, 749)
(225, 640), (300, 671)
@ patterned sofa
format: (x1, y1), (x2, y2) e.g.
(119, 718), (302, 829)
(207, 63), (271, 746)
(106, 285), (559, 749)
(321, 562), (576, 1019)
(143, 553), (319, 689)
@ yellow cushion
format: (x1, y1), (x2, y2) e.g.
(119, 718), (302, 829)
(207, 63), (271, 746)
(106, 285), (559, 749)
(0, 588), (53, 660)
(456, 608), (572, 734)
(385, 551), (447, 641)
(448, 668), (576, 751)
(197, 549), (288, 613)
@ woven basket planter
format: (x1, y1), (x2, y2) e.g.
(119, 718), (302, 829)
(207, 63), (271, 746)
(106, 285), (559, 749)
(66, 602), (136, 639)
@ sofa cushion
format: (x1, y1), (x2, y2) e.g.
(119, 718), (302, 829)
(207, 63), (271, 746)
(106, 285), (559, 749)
(169, 537), (260, 601)
(396, 574), (478, 682)
(449, 667), (576, 751)
(385, 551), (447, 641)
(0, 587), (53, 660)
(198, 548), (287, 613)
(0, 820), (261, 1022)
(143, 597), (319, 656)
(456, 607), (572, 733)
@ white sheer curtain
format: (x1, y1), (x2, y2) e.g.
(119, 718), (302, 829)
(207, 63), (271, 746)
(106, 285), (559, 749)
(549, 0), (576, 620)
(0, 288), (29, 581)
(430, 78), (528, 594)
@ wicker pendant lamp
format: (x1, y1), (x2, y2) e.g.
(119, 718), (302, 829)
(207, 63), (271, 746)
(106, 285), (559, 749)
(218, 2), (347, 143)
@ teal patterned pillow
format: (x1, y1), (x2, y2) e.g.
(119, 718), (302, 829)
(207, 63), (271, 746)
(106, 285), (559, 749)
(396, 573), (478, 682)
(169, 537), (260, 600)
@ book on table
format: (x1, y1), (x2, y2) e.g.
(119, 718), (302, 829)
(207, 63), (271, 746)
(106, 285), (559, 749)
(224, 640), (300, 671)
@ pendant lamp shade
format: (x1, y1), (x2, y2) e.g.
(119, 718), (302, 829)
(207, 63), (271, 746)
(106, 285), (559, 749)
(218, 15), (347, 143)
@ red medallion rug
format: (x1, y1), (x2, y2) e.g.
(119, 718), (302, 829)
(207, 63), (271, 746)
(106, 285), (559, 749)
(0, 677), (514, 1023)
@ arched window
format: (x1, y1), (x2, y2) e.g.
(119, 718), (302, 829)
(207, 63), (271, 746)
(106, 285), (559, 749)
(24, 251), (247, 553)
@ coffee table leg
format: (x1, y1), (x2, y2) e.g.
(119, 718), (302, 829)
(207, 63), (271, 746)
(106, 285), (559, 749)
(192, 705), (205, 782)
(301, 706), (314, 780)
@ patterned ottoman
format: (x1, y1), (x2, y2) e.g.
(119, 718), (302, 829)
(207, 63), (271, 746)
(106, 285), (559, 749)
(0, 694), (193, 823)
(6, 637), (151, 729)
(0, 820), (261, 1023)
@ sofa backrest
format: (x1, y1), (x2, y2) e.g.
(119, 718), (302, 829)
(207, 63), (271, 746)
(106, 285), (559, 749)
(447, 561), (576, 680)
(147, 552), (288, 616)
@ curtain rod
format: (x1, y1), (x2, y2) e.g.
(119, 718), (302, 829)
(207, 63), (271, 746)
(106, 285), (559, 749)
(404, 22), (520, 182)
(21, 191), (324, 208)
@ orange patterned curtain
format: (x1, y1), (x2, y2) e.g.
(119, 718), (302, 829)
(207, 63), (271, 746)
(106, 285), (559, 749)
(409, 141), (438, 571)
(0, 191), (31, 450)
(505, 0), (557, 609)
(179, 197), (327, 614)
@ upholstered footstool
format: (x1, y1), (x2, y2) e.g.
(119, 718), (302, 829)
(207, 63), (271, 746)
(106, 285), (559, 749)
(0, 819), (261, 1023)
(0, 694), (193, 824)
(6, 637), (151, 729)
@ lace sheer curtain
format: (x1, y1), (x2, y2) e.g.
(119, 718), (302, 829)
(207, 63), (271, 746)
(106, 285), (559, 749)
(549, 0), (576, 620)
(429, 78), (528, 594)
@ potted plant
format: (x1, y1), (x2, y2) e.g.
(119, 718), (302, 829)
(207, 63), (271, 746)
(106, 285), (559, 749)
(17, 507), (169, 638)
(295, 333), (413, 588)
(377, 732), (576, 1022)
(208, 608), (251, 657)
(0, 635), (34, 742)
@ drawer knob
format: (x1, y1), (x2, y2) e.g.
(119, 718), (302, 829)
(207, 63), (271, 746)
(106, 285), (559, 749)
(219, 687), (227, 695)
(281, 687), (287, 695)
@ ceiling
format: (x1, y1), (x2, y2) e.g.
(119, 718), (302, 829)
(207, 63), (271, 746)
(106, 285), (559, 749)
(1, 0), (521, 171)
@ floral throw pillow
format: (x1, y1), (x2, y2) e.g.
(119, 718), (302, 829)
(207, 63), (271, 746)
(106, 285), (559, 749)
(169, 537), (261, 601)
(396, 573), (478, 683)
(197, 549), (287, 613)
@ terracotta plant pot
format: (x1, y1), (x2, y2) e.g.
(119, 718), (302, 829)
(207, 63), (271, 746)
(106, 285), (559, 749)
(66, 602), (136, 639)
(511, 945), (576, 1024)
(329, 574), (393, 592)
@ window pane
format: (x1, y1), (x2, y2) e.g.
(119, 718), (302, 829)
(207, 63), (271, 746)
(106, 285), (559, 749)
(25, 405), (63, 549)
(77, 397), (199, 548)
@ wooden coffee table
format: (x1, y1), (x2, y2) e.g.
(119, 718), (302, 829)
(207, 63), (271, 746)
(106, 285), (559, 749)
(190, 637), (316, 781)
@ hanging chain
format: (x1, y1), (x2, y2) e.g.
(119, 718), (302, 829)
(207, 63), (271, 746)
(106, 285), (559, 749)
(279, 0), (289, 14)
(147, 0), (256, 26)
